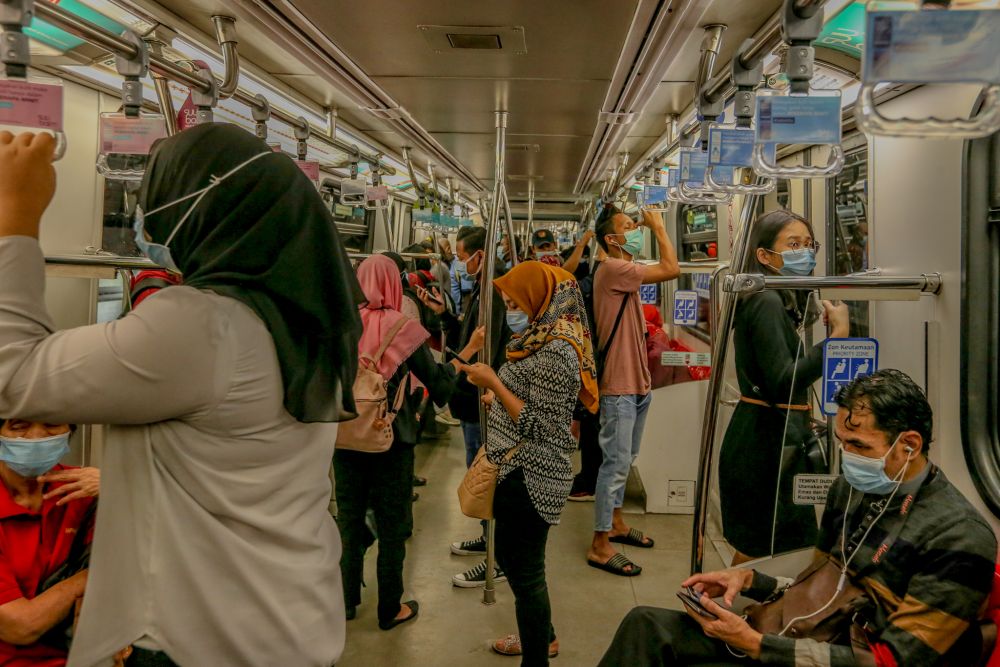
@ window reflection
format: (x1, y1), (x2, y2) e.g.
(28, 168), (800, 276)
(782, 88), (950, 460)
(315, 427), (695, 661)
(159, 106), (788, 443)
(829, 149), (870, 337)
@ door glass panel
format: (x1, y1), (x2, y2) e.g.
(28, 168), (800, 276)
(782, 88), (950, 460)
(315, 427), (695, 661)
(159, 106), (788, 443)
(829, 148), (871, 337)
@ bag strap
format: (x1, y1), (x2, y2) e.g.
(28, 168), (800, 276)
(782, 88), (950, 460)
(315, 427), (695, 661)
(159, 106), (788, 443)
(600, 292), (631, 359)
(372, 317), (410, 364)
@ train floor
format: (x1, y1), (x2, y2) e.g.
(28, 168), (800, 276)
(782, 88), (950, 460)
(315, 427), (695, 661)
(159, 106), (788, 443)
(336, 424), (696, 667)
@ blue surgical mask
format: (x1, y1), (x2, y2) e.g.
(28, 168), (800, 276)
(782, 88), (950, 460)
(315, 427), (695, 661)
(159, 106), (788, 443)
(839, 435), (907, 495)
(775, 248), (817, 276)
(133, 151), (271, 274)
(506, 310), (530, 334)
(0, 433), (70, 478)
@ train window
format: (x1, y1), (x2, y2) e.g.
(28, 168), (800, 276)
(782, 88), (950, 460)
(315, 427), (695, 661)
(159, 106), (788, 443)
(321, 184), (374, 253)
(100, 156), (147, 257)
(961, 130), (1000, 518)
(828, 146), (871, 337)
(675, 204), (718, 339)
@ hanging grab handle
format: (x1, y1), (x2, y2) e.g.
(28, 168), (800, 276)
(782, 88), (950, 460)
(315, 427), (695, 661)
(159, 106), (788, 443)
(704, 165), (775, 195)
(854, 83), (1000, 139)
(752, 142), (845, 179)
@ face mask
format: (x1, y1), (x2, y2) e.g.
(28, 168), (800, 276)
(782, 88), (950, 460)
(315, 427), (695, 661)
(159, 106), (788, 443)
(773, 248), (817, 276)
(133, 151), (271, 273)
(506, 310), (530, 334)
(465, 252), (483, 277)
(496, 246), (507, 262)
(611, 228), (645, 259)
(535, 250), (558, 258)
(0, 433), (70, 478)
(840, 435), (907, 495)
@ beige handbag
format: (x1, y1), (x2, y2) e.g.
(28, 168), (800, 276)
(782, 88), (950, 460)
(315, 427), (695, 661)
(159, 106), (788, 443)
(457, 443), (523, 520)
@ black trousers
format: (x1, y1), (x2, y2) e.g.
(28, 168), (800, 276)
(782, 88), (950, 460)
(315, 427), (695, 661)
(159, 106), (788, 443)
(571, 409), (602, 494)
(493, 469), (556, 667)
(598, 607), (748, 666)
(334, 445), (414, 625)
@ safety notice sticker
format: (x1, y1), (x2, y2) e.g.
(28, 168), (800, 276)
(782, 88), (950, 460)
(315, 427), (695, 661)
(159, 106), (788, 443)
(661, 351), (711, 367)
(793, 474), (838, 505)
(672, 290), (698, 326)
(822, 337), (878, 415)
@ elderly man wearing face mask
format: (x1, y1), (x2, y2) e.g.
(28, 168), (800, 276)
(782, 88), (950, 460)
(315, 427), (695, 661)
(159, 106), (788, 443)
(0, 419), (100, 667)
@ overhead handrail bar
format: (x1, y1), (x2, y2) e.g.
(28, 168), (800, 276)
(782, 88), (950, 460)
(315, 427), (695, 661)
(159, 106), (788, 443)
(147, 38), (178, 136)
(210, 16), (239, 100)
(45, 254), (157, 269)
(30, 1), (393, 174)
(347, 252), (439, 261)
(724, 272), (943, 295)
(402, 147), (424, 198)
(695, 24), (727, 150)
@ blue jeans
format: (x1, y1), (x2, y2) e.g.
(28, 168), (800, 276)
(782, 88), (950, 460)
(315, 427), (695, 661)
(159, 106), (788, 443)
(595, 393), (651, 532)
(461, 420), (482, 469)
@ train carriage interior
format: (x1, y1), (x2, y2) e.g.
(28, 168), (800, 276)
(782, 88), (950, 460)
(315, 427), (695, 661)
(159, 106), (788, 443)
(1, 0), (999, 665)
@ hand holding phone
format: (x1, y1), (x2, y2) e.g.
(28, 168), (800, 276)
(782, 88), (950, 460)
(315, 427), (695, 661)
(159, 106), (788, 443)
(676, 587), (718, 620)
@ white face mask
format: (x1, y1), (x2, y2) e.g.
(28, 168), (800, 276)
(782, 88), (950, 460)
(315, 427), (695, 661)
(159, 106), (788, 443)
(134, 151), (271, 269)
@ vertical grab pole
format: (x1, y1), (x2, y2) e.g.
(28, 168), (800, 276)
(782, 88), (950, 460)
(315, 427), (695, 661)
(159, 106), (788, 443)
(480, 110), (509, 605)
(690, 192), (760, 573)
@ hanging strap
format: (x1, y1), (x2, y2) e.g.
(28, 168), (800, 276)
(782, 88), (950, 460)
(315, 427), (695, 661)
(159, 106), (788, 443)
(372, 316), (410, 365)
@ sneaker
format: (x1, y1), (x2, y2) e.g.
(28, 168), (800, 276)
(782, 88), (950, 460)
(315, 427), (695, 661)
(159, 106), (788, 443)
(567, 490), (595, 502)
(435, 413), (460, 426)
(452, 561), (506, 588)
(450, 536), (487, 556)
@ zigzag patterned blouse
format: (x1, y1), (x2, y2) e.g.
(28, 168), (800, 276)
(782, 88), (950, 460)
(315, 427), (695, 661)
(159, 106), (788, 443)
(487, 338), (581, 525)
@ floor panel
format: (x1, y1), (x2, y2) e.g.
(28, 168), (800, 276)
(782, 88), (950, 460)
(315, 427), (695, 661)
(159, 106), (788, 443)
(336, 427), (695, 667)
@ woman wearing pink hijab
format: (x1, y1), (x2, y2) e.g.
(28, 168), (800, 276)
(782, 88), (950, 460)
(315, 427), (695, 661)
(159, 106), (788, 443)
(335, 255), (484, 630)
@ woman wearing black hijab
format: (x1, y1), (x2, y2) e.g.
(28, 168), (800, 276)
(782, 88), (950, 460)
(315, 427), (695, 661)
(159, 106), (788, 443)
(0, 126), (363, 666)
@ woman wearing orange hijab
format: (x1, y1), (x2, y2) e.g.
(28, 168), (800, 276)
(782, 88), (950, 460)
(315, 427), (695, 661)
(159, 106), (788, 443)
(462, 261), (597, 666)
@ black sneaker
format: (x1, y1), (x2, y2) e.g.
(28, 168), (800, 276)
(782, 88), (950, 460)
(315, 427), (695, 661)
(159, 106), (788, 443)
(452, 560), (506, 588)
(450, 536), (487, 556)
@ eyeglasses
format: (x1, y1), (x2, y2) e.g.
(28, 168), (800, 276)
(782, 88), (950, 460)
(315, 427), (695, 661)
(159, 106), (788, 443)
(785, 240), (822, 253)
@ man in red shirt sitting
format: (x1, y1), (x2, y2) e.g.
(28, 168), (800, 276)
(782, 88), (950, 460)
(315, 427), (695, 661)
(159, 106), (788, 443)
(0, 419), (99, 667)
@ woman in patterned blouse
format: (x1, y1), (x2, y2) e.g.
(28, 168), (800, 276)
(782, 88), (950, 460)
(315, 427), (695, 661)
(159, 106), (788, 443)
(462, 261), (598, 666)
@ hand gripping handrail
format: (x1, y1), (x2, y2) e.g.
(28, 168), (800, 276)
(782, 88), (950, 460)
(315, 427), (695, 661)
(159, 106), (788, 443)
(704, 165), (776, 194)
(854, 82), (1000, 139)
(752, 141), (846, 179)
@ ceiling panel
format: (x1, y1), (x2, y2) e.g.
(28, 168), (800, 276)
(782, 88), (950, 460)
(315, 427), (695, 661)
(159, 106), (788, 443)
(371, 77), (609, 137)
(287, 0), (640, 80)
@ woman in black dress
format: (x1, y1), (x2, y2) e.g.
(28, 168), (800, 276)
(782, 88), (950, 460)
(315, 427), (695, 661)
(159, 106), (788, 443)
(719, 210), (850, 563)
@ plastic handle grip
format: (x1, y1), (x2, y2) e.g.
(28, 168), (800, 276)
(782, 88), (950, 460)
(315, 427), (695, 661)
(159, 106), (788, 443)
(704, 165), (775, 194)
(853, 83), (1000, 139)
(752, 142), (845, 179)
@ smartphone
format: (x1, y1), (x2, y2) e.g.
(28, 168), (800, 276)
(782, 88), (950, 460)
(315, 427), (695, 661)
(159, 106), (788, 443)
(676, 587), (718, 619)
(416, 285), (443, 304)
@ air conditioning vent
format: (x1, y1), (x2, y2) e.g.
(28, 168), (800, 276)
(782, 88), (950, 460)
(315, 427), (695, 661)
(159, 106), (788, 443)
(419, 25), (526, 55)
(447, 33), (501, 50)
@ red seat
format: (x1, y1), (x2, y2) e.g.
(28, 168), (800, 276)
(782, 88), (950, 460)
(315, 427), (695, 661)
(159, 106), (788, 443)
(984, 562), (1000, 667)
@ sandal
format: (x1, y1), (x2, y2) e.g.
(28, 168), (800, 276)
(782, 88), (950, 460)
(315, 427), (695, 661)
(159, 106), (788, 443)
(587, 553), (642, 577)
(609, 527), (655, 548)
(491, 634), (559, 658)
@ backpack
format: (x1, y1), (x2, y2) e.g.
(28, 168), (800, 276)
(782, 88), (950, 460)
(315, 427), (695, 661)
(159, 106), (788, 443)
(335, 318), (409, 453)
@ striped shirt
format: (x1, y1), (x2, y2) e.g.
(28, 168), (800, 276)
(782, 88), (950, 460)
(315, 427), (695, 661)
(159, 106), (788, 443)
(488, 339), (580, 525)
(753, 465), (997, 666)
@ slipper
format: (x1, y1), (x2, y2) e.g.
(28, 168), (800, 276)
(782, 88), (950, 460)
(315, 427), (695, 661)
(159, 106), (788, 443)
(378, 600), (419, 630)
(587, 553), (642, 577)
(609, 527), (655, 548)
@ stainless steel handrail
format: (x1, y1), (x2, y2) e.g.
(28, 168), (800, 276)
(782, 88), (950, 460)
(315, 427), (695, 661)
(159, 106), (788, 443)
(31, 1), (395, 174)
(480, 110), (515, 605)
(45, 254), (157, 269)
(347, 252), (440, 261)
(691, 190), (762, 573)
(724, 273), (943, 295)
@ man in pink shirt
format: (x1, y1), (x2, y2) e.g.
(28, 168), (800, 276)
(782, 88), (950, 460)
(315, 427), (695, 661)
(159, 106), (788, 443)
(586, 205), (679, 577)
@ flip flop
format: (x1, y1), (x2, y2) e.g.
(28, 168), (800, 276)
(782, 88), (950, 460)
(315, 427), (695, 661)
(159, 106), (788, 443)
(587, 553), (642, 577)
(609, 527), (655, 548)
